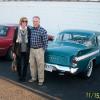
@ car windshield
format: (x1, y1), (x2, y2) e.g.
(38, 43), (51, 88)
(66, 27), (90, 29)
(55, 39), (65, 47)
(56, 32), (93, 47)
(0, 26), (8, 36)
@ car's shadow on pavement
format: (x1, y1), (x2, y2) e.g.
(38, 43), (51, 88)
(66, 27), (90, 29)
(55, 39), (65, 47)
(0, 58), (100, 100)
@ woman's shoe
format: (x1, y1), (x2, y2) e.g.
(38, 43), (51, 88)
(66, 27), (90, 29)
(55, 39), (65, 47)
(18, 77), (22, 82)
(21, 79), (26, 83)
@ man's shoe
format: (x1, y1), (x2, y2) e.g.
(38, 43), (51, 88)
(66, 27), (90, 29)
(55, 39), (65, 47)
(38, 82), (43, 86)
(28, 79), (36, 83)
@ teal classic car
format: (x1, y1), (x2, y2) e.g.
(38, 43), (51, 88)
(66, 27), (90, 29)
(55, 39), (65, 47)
(45, 30), (100, 78)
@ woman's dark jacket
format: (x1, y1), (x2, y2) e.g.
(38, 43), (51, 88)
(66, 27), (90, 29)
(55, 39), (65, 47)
(13, 27), (31, 58)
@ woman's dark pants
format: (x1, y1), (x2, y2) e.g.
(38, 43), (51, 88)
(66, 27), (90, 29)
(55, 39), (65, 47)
(16, 52), (28, 81)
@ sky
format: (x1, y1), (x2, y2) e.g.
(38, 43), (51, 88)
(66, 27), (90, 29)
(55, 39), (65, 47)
(0, 1), (100, 35)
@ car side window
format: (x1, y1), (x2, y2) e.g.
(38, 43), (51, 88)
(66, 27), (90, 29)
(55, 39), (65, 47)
(56, 34), (63, 41)
(0, 26), (8, 36)
(63, 33), (72, 41)
(97, 35), (100, 46)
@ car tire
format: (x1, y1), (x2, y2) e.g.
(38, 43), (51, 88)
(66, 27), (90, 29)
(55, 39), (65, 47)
(6, 47), (13, 60)
(84, 60), (93, 78)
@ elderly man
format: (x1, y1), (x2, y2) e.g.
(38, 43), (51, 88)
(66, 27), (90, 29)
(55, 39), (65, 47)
(29, 16), (48, 85)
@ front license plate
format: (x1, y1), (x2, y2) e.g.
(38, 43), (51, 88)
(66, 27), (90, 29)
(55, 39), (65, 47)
(45, 65), (53, 72)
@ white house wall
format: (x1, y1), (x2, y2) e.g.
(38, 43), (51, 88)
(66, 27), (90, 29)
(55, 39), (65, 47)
(0, 2), (100, 34)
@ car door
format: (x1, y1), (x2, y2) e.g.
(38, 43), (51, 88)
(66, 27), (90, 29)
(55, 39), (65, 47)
(0, 26), (8, 55)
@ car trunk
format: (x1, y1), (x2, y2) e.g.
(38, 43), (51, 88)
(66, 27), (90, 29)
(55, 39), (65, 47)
(45, 42), (86, 67)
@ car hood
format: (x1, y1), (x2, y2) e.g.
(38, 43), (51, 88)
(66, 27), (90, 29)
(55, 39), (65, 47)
(46, 41), (87, 56)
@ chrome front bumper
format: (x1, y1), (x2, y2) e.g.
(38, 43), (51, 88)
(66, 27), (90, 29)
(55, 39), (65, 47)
(45, 63), (78, 74)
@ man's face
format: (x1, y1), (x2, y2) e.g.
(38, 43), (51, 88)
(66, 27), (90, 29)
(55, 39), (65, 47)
(33, 17), (40, 28)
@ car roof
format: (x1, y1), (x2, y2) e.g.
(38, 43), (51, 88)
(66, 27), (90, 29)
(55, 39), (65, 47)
(0, 24), (18, 28)
(0, 24), (32, 29)
(59, 29), (100, 36)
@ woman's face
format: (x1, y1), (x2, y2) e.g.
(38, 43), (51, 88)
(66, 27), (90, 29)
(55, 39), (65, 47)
(21, 19), (28, 28)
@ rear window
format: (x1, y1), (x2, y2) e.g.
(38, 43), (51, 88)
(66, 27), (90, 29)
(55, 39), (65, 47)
(0, 26), (8, 36)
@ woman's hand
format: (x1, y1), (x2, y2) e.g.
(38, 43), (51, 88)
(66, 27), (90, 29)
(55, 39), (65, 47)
(13, 53), (16, 60)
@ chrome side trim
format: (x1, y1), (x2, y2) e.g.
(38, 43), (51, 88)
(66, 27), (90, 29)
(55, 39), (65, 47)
(75, 49), (99, 61)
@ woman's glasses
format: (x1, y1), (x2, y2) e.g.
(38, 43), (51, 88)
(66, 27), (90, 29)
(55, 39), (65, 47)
(22, 20), (28, 23)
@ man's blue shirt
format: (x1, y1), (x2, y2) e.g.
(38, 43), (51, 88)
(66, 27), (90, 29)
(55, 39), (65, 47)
(30, 26), (48, 50)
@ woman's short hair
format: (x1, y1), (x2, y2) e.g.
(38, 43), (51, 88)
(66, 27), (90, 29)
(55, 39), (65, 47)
(19, 17), (28, 25)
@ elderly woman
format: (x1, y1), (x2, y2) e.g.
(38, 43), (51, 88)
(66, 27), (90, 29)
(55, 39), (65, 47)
(13, 17), (31, 82)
